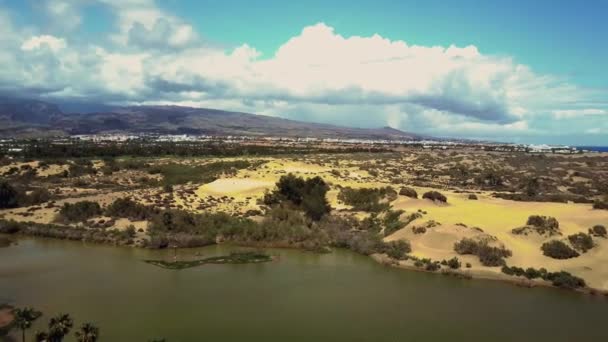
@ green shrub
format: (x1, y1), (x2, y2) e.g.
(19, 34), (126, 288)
(593, 200), (608, 210)
(468, 194), (478, 200)
(266, 174), (331, 220)
(337, 186), (396, 212)
(446, 257), (461, 269)
(422, 191), (447, 203)
(105, 198), (155, 220)
(567, 233), (594, 253)
(541, 240), (579, 259)
(454, 238), (511, 266)
(383, 240), (411, 260)
(382, 210), (405, 236)
(399, 187), (418, 199)
(57, 201), (102, 223)
(589, 225), (607, 238)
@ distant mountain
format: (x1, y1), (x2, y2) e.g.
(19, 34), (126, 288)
(0, 98), (424, 140)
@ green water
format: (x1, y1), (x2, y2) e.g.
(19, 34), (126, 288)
(1, 237), (607, 342)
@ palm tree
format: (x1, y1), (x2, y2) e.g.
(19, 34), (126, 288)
(75, 322), (100, 342)
(47, 313), (73, 342)
(12, 307), (42, 342)
(34, 331), (49, 342)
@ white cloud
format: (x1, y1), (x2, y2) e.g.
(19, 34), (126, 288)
(21, 35), (67, 52)
(553, 108), (607, 119)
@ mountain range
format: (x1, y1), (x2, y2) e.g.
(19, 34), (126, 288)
(0, 97), (423, 140)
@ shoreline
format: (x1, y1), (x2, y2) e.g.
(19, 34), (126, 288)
(370, 254), (608, 298)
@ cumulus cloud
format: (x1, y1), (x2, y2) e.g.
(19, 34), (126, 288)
(0, 1), (606, 143)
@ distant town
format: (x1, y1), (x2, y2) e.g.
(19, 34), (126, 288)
(0, 133), (590, 155)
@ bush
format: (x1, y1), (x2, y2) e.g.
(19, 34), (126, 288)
(446, 257), (461, 269)
(546, 271), (586, 289)
(593, 200), (608, 210)
(468, 194), (478, 200)
(502, 266), (586, 289)
(589, 225), (607, 238)
(382, 210), (405, 237)
(541, 240), (580, 259)
(454, 238), (511, 266)
(57, 201), (102, 223)
(337, 186), (396, 212)
(399, 187), (418, 199)
(383, 240), (411, 260)
(526, 215), (559, 230)
(106, 198), (154, 221)
(567, 233), (594, 253)
(266, 174), (331, 220)
(422, 191), (447, 203)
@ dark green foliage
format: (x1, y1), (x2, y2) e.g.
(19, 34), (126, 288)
(154, 161), (252, 186)
(422, 191), (447, 203)
(526, 215), (559, 230)
(454, 238), (512, 266)
(589, 225), (607, 238)
(399, 187), (418, 199)
(513, 215), (561, 236)
(105, 198), (155, 220)
(75, 322), (100, 342)
(57, 201), (102, 223)
(546, 271), (586, 289)
(446, 257), (461, 269)
(541, 240), (580, 259)
(383, 240), (411, 260)
(501, 266), (586, 289)
(0, 181), (19, 209)
(337, 186), (396, 212)
(567, 233), (594, 253)
(593, 200), (608, 210)
(265, 174), (330, 220)
(382, 210), (406, 236)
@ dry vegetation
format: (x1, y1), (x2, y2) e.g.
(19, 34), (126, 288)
(1, 148), (608, 292)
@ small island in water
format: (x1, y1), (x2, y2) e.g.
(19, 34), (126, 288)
(144, 251), (273, 269)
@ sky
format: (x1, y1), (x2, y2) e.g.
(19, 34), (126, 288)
(0, 0), (607, 145)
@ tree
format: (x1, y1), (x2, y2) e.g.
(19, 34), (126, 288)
(75, 323), (100, 342)
(35, 331), (49, 342)
(12, 307), (42, 342)
(48, 313), (73, 342)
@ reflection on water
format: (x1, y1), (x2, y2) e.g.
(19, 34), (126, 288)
(1, 237), (607, 341)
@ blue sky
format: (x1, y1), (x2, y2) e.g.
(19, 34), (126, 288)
(0, 0), (607, 145)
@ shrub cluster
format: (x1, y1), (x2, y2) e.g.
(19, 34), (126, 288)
(422, 191), (447, 203)
(398, 187), (418, 199)
(513, 215), (561, 236)
(540, 240), (580, 259)
(440, 257), (461, 269)
(453, 238), (512, 266)
(501, 266), (586, 289)
(105, 197), (156, 221)
(567, 233), (594, 253)
(593, 200), (608, 210)
(337, 186), (396, 212)
(382, 210), (406, 237)
(57, 201), (102, 223)
(588, 225), (607, 238)
(0, 181), (51, 209)
(383, 240), (411, 260)
(264, 174), (331, 220)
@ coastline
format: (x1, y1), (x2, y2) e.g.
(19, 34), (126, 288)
(370, 254), (608, 298)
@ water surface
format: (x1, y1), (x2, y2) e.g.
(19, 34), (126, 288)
(1, 237), (607, 341)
